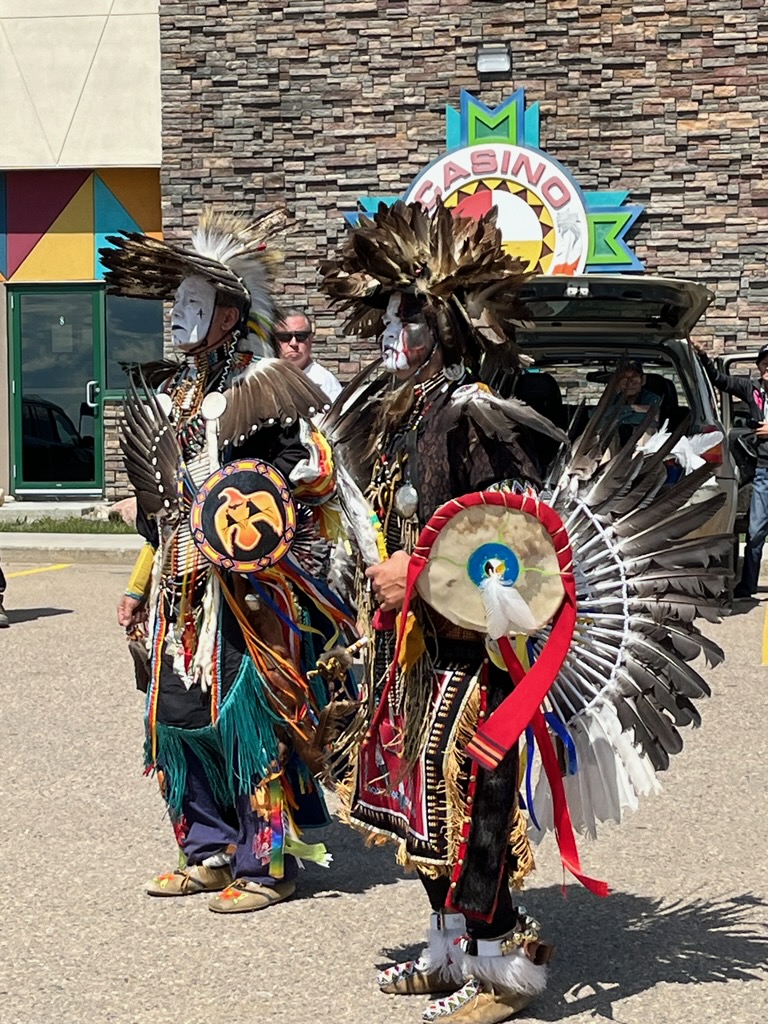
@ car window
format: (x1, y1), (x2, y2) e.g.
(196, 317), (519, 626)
(524, 357), (691, 420)
(31, 405), (57, 443)
(51, 409), (80, 446)
(642, 364), (688, 403)
(22, 403), (35, 437)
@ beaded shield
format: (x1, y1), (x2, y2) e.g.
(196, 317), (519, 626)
(190, 458), (296, 572)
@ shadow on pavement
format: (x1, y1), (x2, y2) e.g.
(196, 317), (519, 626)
(300, 817), (409, 899)
(536, 888), (768, 1018)
(6, 606), (73, 625)
(376, 888), (765, 1015)
(374, 889), (768, 1017)
(728, 596), (762, 616)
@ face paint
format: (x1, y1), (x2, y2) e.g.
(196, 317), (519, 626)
(171, 274), (217, 349)
(380, 292), (432, 375)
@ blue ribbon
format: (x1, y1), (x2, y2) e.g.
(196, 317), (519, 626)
(246, 574), (302, 637)
(283, 555), (355, 620)
(544, 712), (578, 776)
(524, 725), (540, 832)
(519, 639), (578, 833)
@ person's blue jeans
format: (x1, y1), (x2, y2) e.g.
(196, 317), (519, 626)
(740, 467), (768, 594)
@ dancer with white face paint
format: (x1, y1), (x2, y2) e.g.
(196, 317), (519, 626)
(321, 200), (562, 1024)
(321, 199), (725, 1024)
(170, 274), (217, 349)
(102, 211), (351, 915)
(380, 292), (438, 378)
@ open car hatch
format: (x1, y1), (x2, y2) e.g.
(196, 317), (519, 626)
(516, 274), (714, 340)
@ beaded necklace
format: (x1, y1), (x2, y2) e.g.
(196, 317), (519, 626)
(166, 341), (247, 459)
(369, 366), (465, 547)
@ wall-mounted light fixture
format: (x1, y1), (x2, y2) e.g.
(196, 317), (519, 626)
(476, 43), (511, 75)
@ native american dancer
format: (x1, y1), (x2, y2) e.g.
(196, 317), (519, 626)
(319, 199), (726, 1024)
(105, 212), (355, 913)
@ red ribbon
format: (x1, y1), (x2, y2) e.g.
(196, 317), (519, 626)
(372, 490), (609, 897)
(493, 637), (609, 898)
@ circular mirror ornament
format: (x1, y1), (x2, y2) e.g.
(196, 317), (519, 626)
(415, 498), (565, 635)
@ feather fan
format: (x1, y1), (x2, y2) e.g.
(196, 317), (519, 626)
(513, 396), (727, 843)
(120, 375), (181, 518)
(217, 359), (330, 445)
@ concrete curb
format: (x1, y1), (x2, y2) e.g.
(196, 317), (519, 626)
(1, 532), (143, 564)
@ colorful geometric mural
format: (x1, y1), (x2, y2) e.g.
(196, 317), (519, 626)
(0, 169), (161, 283)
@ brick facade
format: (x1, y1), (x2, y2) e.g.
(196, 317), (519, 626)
(158, 0), (768, 372)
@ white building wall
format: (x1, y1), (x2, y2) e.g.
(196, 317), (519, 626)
(0, 0), (161, 169)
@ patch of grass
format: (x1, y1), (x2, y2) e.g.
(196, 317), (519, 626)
(0, 515), (134, 534)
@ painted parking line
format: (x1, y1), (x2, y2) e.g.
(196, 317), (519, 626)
(6, 563), (73, 579)
(762, 602), (768, 666)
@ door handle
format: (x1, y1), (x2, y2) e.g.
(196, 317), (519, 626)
(85, 379), (99, 409)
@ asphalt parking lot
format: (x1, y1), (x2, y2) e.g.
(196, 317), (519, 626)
(1, 559), (767, 1024)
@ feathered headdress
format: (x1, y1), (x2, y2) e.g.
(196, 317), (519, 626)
(320, 199), (530, 371)
(100, 209), (285, 355)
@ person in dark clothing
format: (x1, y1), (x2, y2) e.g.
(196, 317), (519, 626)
(0, 563), (8, 627)
(320, 200), (558, 1024)
(696, 342), (768, 598)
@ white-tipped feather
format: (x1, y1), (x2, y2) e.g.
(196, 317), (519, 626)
(480, 574), (538, 638)
(448, 382), (568, 444)
(334, 462), (383, 567)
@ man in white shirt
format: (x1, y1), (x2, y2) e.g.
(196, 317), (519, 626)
(275, 308), (343, 402)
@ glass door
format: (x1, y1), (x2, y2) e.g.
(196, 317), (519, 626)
(9, 286), (104, 495)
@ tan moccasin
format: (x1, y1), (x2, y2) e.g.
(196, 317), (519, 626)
(146, 864), (232, 897)
(208, 879), (296, 914)
(424, 980), (534, 1023)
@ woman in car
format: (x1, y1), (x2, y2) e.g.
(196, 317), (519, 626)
(612, 359), (661, 428)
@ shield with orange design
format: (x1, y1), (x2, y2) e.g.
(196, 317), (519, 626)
(190, 459), (296, 572)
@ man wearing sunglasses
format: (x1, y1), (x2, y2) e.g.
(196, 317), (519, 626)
(275, 308), (343, 402)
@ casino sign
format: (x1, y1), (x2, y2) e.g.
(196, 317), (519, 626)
(349, 89), (644, 275)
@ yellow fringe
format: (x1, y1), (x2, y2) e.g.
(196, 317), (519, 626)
(395, 840), (448, 878)
(334, 770), (356, 825)
(444, 681), (481, 867)
(508, 802), (536, 890)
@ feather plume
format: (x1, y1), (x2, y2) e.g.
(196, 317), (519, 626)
(480, 574), (538, 638)
(320, 199), (530, 370)
(446, 383), (568, 444)
(334, 461), (383, 568)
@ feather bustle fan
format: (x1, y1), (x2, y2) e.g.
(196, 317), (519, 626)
(522, 405), (726, 842)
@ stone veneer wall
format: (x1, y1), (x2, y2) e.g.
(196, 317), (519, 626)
(104, 400), (130, 501)
(159, 0), (768, 375)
